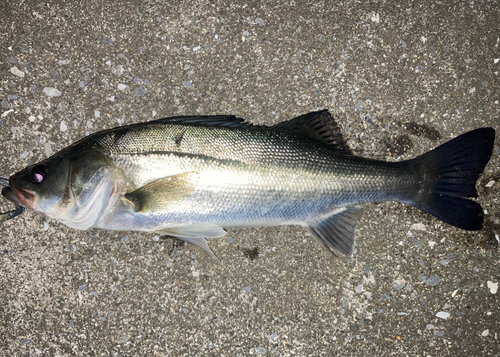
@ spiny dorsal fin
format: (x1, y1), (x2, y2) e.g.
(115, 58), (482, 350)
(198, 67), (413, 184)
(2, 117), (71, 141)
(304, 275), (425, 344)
(271, 110), (352, 154)
(152, 115), (256, 129)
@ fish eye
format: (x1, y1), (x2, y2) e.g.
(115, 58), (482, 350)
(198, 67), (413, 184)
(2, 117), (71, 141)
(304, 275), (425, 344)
(31, 164), (48, 184)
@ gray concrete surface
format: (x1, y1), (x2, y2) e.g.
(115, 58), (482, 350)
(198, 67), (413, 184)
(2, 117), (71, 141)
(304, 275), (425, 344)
(1, 1), (499, 356)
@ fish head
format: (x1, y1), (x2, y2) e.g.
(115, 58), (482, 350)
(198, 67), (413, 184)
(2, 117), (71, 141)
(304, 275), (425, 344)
(8, 155), (70, 212)
(8, 149), (119, 229)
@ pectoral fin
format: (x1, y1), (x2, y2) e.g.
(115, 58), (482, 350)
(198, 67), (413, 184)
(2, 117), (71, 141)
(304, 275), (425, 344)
(308, 207), (363, 257)
(125, 172), (198, 212)
(159, 224), (227, 259)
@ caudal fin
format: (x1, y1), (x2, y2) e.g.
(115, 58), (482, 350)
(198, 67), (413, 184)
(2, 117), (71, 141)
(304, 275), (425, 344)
(411, 127), (495, 230)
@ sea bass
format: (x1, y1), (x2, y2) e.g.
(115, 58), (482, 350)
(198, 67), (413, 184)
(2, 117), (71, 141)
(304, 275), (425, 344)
(0, 111), (495, 257)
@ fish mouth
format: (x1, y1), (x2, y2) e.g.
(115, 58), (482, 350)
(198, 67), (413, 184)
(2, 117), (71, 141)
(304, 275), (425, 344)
(1, 182), (26, 222)
(9, 181), (36, 210)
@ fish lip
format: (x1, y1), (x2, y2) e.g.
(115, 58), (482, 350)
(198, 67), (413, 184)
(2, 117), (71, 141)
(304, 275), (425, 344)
(9, 181), (36, 209)
(1, 186), (22, 206)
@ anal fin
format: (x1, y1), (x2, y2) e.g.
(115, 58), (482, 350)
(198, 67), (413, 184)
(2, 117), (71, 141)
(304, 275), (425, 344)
(308, 207), (363, 256)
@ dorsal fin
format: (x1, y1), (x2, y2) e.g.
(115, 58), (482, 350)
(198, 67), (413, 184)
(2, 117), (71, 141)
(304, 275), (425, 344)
(150, 111), (351, 154)
(151, 115), (256, 129)
(271, 110), (352, 154)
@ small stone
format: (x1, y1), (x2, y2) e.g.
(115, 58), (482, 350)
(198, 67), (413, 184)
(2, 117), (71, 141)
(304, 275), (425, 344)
(436, 311), (450, 319)
(354, 100), (363, 111)
(391, 280), (404, 290)
(43, 87), (61, 97)
(117, 83), (128, 90)
(256, 346), (266, 355)
(494, 58), (499, 64)
(193, 46), (201, 52)
(133, 86), (146, 96)
(411, 223), (426, 231)
(426, 276), (441, 286)
(78, 285), (85, 291)
(182, 81), (192, 89)
(410, 237), (423, 248)
(355, 284), (363, 293)
(485, 180), (495, 188)
(255, 18), (264, 26)
(487, 281), (498, 294)
(94, 110), (100, 118)
(44, 142), (53, 157)
(482, 329), (489, 337)
(60, 121), (67, 132)
(10, 66), (25, 78)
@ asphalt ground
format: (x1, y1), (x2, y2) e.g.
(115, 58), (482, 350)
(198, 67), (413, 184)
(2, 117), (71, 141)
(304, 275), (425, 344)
(1, 1), (499, 356)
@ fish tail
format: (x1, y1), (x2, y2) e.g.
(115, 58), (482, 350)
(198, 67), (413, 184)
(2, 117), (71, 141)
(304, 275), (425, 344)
(409, 127), (495, 230)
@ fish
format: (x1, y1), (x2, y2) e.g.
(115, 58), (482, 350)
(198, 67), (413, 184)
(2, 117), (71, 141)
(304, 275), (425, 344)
(0, 110), (495, 257)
